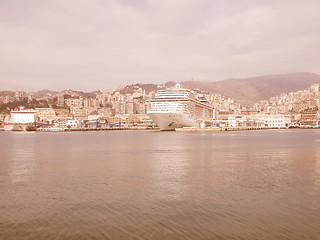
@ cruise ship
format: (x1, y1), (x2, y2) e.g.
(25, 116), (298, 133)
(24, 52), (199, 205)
(147, 83), (214, 130)
(4, 107), (36, 131)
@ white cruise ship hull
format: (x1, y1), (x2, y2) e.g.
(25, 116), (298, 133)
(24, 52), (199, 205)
(4, 107), (37, 131)
(4, 123), (35, 131)
(148, 112), (197, 131)
(147, 83), (214, 131)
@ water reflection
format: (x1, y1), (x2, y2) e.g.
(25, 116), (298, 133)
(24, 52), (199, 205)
(9, 132), (36, 183)
(0, 130), (320, 240)
(150, 149), (188, 200)
(148, 133), (189, 200)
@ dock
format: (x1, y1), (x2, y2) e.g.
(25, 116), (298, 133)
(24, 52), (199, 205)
(36, 126), (156, 132)
(175, 126), (286, 131)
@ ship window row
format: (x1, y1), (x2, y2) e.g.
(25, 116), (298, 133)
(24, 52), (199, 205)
(155, 95), (188, 97)
(156, 93), (189, 96)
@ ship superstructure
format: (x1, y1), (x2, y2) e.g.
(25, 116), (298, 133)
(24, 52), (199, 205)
(147, 83), (214, 130)
(4, 107), (36, 131)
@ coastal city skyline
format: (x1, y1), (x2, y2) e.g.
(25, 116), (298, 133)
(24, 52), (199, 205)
(1, 71), (320, 131)
(1, 1), (320, 239)
(1, 0), (320, 91)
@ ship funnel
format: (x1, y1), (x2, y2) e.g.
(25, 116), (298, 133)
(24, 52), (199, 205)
(175, 83), (181, 89)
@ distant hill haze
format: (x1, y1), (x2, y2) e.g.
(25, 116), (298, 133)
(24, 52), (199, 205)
(2, 72), (320, 107)
(180, 72), (320, 106)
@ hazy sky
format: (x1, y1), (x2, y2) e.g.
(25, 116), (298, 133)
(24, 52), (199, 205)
(1, 0), (320, 91)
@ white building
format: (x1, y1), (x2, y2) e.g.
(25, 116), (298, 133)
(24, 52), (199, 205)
(35, 108), (56, 122)
(227, 114), (291, 128)
(255, 114), (291, 128)
(67, 119), (81, 128)
(65, 98), (83, 107)
(228, 115), (247, 127)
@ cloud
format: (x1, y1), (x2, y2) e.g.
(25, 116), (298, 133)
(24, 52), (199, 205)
(0, 0), (320, 91)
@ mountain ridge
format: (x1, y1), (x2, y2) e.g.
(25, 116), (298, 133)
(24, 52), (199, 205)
(180, 72), (320, 106)
(3, 72), (320, 107)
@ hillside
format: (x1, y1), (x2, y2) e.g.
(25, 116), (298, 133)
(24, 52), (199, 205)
(3, 72), (320, 107)
(180, 72), (320, 106)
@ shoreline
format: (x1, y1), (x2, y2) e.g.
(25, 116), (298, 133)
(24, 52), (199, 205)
(1, 126), (319, 132)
